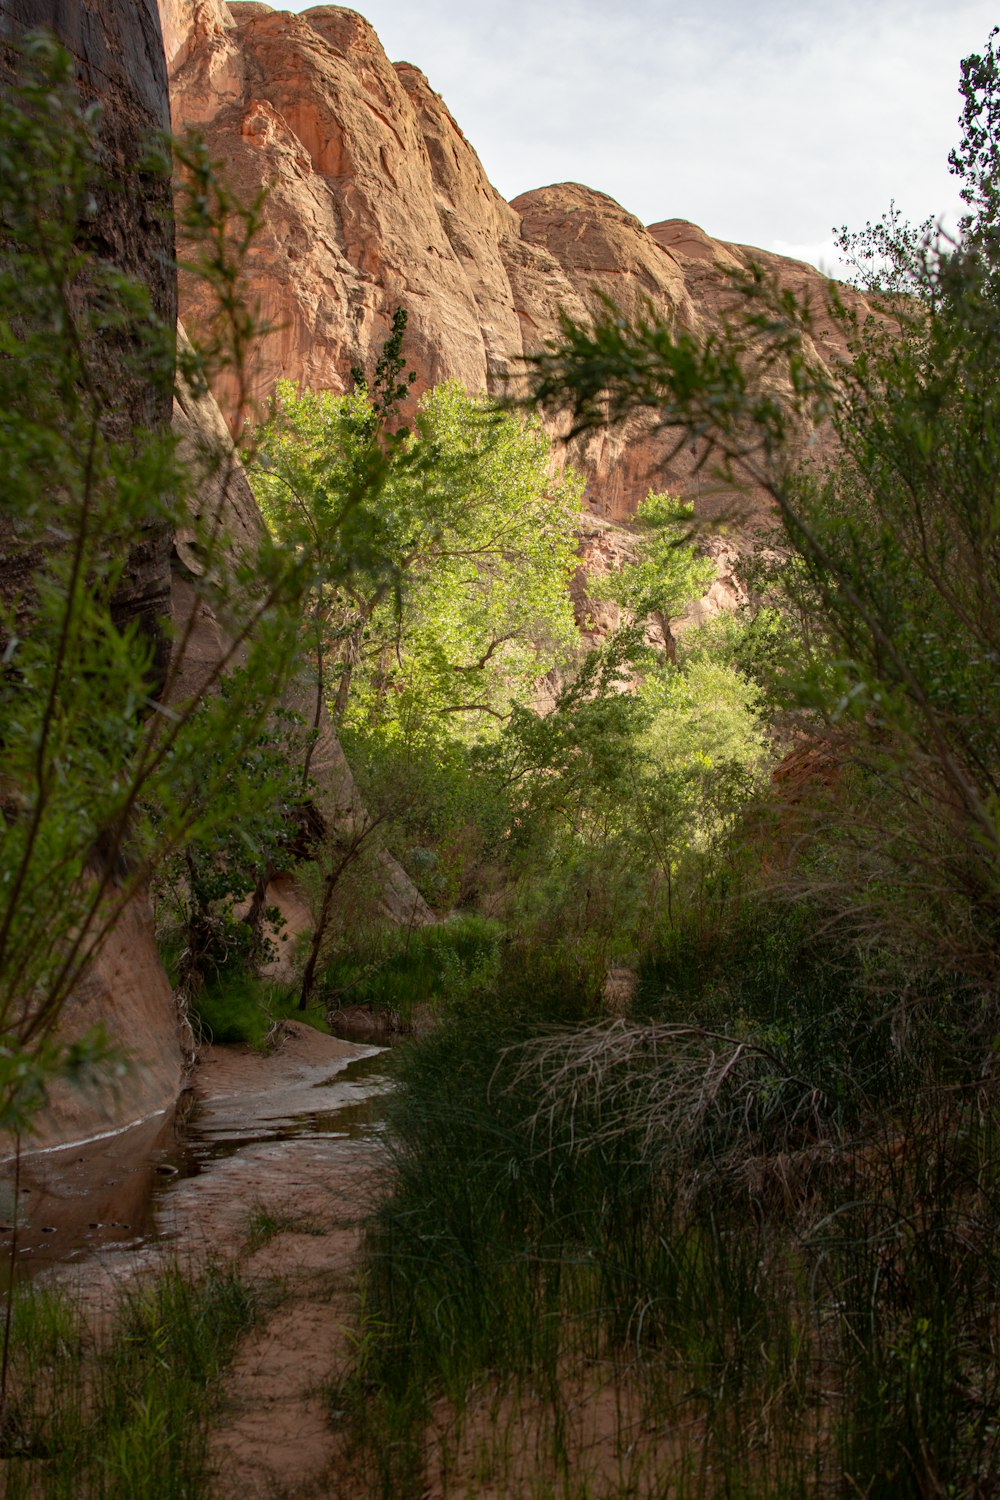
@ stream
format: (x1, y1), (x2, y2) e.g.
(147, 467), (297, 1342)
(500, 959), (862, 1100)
(0, 1037), (392, 1285)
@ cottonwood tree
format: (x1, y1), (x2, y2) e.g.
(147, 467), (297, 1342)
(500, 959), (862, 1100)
(523, 30), (1000, 998)
(252, 378), (584, 745)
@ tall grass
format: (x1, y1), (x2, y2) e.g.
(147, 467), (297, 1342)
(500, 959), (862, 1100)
(0, 1262), (256, 1498)
(319, 913), (504, 1027)
(338, 904), (1000, 1497)
(190, 968), (330, 1047)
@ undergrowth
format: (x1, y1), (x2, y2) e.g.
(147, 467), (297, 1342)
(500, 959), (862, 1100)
(318, 913), (504, 1027)
(334, 903), (1000, 1498)
(189, 968), (331, 1047)
(0, 1261), (256, 1499)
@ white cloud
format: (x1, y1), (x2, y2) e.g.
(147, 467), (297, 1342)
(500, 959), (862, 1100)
(279, 0), (997, 252)
(769, 239), (851, 277)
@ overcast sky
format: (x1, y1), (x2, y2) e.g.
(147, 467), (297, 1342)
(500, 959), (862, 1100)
(281, 1), (997, 272)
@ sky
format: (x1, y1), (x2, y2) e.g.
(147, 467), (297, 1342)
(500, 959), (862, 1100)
(279, 0), (997, 273)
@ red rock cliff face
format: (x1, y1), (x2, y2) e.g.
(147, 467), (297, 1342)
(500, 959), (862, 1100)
(167, 2), (865, 524)
(1, 0), (178, 649)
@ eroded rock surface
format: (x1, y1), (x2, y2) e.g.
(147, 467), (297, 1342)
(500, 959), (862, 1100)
(18, 896), (185, 1153)
(166, 2), (868, 526)
(0, 0), (186, 1150)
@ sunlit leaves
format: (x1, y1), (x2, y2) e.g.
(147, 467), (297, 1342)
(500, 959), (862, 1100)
(252, 379), (584, 744)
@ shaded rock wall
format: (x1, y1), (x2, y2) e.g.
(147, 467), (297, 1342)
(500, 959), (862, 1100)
(21, 896), (185, 1153)
(0, 0), (185, 1149)
(1, 0), (427, 1158)
(0, 0), (178, 651)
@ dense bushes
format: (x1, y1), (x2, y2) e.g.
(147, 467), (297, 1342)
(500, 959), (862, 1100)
(333, 28), (1000, 1498)
(341, 898), (1000, 1496)
(318, 914), (505, 1027)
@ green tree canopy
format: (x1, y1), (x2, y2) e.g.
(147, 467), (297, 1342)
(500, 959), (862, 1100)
(252, 379), (584, 745)
(522, 29), (1000, 994)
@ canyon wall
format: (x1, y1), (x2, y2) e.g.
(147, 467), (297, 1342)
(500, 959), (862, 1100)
(1, 0), (431, 1157)
(0, 0), (178, 663)
(0, 0), (186, 1148)
(0, 0), (860, 1152)
(166, 1), (864, 525)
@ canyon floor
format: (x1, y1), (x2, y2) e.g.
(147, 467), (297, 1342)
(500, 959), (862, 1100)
(27, 1026), (386, 1499)
(23, 1028), (691, 1499)
(182, 1031), (382, 1500)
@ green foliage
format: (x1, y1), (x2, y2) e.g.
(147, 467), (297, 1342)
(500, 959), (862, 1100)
(492, 627), (767, 838)
(350, 306), (418, 422)
(764, 248), (1000, 986)
(253, 378), (583, 743)
(188, 968), (329, 1047)
(153, 680), (304, 984)
(477, 617), (769, 969)
(0, 40), (321, 1128)
(639, 655), (768, 779)
(343, 727), (512, 910)
(834, 199), (939, 300)
(950, 26), (1000, 247)
(2, 1263), (256, 1497)
(319, 913), (504, 1026)
(677, 600), (793, 693)
(592, 490), (714, 626)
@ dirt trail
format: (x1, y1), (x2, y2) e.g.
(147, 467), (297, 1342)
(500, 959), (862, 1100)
(187, 1028), (384, 1500)
(205, 1151), (374, 1500)
(38, 1024), (387, 1498)
(29, 1025), (701, 1498)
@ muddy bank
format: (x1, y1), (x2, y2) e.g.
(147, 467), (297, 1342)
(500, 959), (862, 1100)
(0, 1024), (391, 1496)
(0, 1024), (387, 1287)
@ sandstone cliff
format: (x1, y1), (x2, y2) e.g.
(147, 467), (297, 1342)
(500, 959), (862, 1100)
(166, 2), (865, 525)
(0, 0), (186, 1148)
(1, 0), (178, 663)
(0, 0), (427, 1159)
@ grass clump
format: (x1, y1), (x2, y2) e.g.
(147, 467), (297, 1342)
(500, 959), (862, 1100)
(335, 904), (1000, 1498)
(319, 913), (504, 1027)
(1, 1261), (256, 1498)
(190, 968), (330, 1047)
(243, 1203), (325, 1251)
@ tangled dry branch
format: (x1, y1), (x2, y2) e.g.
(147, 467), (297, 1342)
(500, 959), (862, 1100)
(501, 1018), (836, 1194)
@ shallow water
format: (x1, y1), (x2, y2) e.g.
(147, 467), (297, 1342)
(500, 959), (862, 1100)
(0, 1045), (391, 1282)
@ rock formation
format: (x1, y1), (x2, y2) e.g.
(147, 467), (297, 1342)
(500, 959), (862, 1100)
(0, 0), (186, 1148)
(22, 897), (185, 1152)
(0, 0), (430, 1161)
(0, 0), (865, 1153)
(165, 2), (867, 525)
(1, 0), (178, 662)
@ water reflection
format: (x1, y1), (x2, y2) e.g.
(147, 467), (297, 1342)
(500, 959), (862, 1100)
(0, 1046), (390, 1280)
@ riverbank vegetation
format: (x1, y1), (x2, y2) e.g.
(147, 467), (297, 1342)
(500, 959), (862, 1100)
(317, 27), (1000, 1499)
(1, 1263), (257, 1499)
(5, 19), (1000, 1499)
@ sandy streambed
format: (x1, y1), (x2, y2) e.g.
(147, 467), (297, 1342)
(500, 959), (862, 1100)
(0, 1024), (388, 1285)
(1, 1025), (392, 1496)
(174, 1026), (392, 1499)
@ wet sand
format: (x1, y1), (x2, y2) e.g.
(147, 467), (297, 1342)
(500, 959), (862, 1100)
(2, 1024), (391, 1495)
